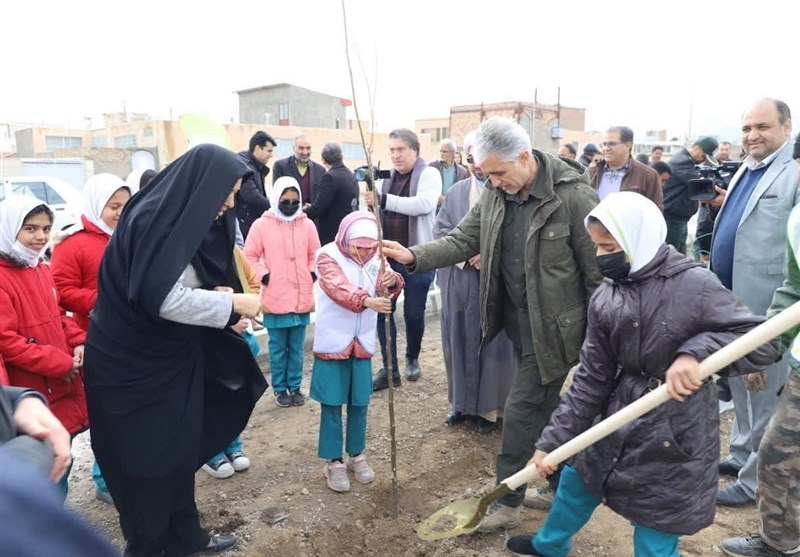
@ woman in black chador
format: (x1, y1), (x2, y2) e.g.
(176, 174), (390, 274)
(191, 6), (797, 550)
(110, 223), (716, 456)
(84, 144), (267, 556)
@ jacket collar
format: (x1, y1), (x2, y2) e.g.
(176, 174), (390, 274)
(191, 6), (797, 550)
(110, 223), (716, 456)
(614, 245), (698, 284)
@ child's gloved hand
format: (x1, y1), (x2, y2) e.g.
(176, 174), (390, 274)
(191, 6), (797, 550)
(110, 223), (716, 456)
(665, 354), (703, 402)
(528, 449), (557, 478)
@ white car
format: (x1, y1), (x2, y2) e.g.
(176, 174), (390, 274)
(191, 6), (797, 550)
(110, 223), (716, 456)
(0, 176), (83, 231)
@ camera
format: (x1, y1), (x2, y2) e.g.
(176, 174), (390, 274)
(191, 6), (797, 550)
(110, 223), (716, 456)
(354, 164), (391, 185)
(687, 161), (742, 201)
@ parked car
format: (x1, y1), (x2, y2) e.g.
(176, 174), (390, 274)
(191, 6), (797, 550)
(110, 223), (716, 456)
(0, 176), (83, 231)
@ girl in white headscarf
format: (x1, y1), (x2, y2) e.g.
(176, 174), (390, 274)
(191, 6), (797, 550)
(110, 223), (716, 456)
(0, 195), (89, 498)
(508, 191), (779, 557)
(310, 211), (403, 492)
(51, 174), (131, 330)
(49, 173), (131, 504)
(243, 176), (320, 408)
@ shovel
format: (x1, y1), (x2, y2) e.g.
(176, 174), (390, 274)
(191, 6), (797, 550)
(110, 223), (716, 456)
(417, 300), (800, 541)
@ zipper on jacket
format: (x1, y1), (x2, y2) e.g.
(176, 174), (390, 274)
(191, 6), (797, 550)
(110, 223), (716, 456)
(354, 264), (364, 338)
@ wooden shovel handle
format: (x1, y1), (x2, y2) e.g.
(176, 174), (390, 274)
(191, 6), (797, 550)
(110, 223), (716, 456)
(501, 300), (800, 492)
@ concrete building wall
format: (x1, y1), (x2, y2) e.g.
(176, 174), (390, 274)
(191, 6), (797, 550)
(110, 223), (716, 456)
(447, 102), (587, 156)
(238, 84), (347, 129)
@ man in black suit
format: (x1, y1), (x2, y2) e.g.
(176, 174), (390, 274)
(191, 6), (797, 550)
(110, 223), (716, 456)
(237, 130), (276, 239)
(304, 143), (359, 245)
(272, 134), (326, 207)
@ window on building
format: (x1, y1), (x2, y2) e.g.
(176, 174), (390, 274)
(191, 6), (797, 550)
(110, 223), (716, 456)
(341, 142), (364, 161)
(114, 135), (137, 148)
(92, 136), (108, 148)
(45, 136), (83, 151)
(279, 103), (289, 126)
(143, 127), (154, 137)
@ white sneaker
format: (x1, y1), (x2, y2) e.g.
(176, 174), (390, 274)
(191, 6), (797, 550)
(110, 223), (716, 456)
(227, 451), (250, 472)
(346, 454), (375, 484)
(202, 458), (235, 479)
(324, 461), (350, 492)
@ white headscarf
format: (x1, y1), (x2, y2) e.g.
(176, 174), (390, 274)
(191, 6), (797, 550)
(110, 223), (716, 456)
(269, 176), (303, 222)
(0, 195), (51, 267)
(83, 173), (128, 237)
(585, 191), (667, 273)
(125, 168), (146, 195)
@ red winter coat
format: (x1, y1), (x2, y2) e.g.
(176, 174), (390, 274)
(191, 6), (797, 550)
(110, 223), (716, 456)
(0, 257), (89, 434)
(50, 217), (110, 331)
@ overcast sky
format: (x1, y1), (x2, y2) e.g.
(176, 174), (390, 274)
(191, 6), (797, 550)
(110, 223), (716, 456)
(4, 0), (798, 144)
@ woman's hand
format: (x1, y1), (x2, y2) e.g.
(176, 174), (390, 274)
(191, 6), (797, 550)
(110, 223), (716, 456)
(230, 317), (250, 334)
(665, 354), (703, 402)
(364, 297), (392, 314)
(232, 293), (262, 318)
(14, 396), (72, 483)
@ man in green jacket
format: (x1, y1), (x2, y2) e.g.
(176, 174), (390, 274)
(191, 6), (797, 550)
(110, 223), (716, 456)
(380, 117), (603, 530)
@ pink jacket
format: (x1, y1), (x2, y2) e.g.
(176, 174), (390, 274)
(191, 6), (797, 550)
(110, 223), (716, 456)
(244, 212), (320, 314)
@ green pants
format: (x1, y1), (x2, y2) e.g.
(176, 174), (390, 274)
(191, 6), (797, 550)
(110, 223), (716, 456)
(497, 349), (565, 507)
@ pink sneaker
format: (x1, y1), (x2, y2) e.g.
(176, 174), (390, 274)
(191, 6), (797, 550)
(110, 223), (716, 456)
(346, 454), (375, 484)
(324, 461), (350, 492)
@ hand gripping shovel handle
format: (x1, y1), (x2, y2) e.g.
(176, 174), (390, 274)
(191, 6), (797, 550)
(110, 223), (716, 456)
(501, 300), (800, 492)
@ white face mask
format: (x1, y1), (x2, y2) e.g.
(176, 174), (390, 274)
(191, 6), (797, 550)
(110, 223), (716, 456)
(10, 240), (45, 267)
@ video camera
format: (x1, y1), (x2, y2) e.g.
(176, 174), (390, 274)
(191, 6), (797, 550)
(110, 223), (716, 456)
(354, 164), (391, 187)
(688, 161), (742, 201)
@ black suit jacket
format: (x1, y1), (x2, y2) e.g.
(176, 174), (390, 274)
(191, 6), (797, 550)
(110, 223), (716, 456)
(305, 163), (359, 245)
(272, 156), (326, 205)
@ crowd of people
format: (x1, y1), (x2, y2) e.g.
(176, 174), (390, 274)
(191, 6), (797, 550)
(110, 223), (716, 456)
(0, 97), (798, 557)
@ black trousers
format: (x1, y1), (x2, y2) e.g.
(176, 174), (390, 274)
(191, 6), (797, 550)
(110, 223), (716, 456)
(107, 469), (209, 557)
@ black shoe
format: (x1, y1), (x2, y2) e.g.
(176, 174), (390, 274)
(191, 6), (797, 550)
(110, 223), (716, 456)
(372, 368), (401, 392)
(506, 535), (544, 556)
(475, 416), (497, 434)
(405, 358), (421, 382)
(717, 483), (755, 507)
(95, 488), (114, 505)
(290, 389), (306, 406)
(192, 534), (237, 555)
(444, 411), (464, 426)
(719, 457), (742, 477)
(721, 534), (800, 557)
(274, 391), (292, 408)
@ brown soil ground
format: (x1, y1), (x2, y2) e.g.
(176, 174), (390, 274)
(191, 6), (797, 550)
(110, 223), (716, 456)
(68, 317), (759, 556)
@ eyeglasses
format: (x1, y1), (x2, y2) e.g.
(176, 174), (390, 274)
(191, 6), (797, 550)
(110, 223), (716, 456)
(280, 199), (301, 208)
(466, 155), (475, 164)
(600, 141), (627, 149)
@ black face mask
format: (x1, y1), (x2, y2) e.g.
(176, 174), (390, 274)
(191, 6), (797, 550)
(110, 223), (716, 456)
(278, 199), (300, 216)
(596, 251), (631, 281)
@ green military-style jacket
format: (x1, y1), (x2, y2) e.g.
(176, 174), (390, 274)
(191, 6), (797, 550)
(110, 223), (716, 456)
(409, 151), (603, 384)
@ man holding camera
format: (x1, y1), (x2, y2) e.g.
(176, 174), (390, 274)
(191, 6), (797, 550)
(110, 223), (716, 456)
(303, 143), (358, 246)
(662, 136), (718, 254)
(711, 98), (798, 507)
(368, 129), (441, 390)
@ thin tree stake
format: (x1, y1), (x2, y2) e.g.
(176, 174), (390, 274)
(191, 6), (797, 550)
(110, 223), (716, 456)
(341, 0), (399, 519)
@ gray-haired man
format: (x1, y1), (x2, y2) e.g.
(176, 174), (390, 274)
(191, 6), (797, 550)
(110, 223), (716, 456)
(380, 117), (602, 530)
